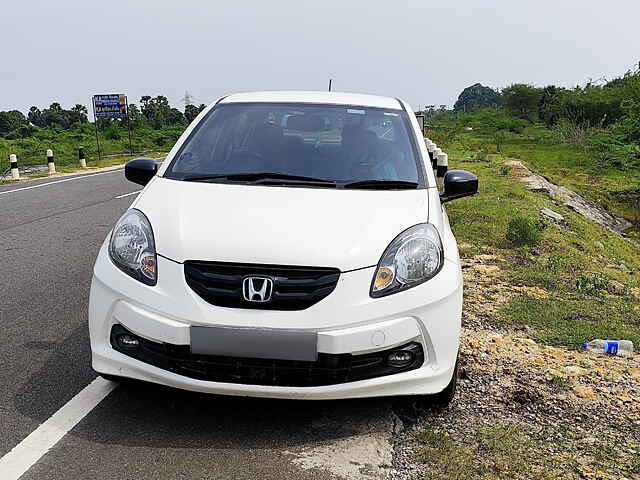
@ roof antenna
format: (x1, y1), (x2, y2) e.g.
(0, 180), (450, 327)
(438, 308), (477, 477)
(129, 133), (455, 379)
(328, 78), (332, 92)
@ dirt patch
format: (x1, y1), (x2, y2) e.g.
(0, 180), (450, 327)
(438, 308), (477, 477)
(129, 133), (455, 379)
(287, 409), (395, 479)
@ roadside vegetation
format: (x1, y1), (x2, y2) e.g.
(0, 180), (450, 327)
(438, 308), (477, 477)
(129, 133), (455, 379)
(403, 151), (640, 480)
(446, 153), (640, 347)
(404, 65), (640, 479)
(428, 65), (640, 239)
(0, 96), (205, 173)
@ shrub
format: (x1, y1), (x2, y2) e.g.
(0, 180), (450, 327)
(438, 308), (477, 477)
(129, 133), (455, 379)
(493, 130), (507, 153)
(473, 148), (489, 162)
(506, 215), (543, 247)
(499, 165), (512, 176)
(551, 119), (595, 145)
(587, 133), (640, 169)
(104, 127), (121, 140)
(575, 273), (608, 295)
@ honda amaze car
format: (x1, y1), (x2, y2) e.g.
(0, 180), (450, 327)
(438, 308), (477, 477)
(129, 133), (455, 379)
(89, 91), (477, 405)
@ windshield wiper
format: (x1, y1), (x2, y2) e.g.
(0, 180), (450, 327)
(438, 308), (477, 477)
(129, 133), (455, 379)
(342, 179), (419, 190)
(181, 172), (337, 187)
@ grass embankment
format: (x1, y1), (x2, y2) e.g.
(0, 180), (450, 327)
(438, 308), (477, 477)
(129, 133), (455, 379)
(0, 123), (182, 173)
(429, 112), (640, 234)
(445, 152), (640, 347)
(410, 150), (640, 479)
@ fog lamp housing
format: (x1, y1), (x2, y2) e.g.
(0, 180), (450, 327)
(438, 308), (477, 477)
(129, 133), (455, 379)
(117, 334), (140, 349)
(387, 350), (415, 368)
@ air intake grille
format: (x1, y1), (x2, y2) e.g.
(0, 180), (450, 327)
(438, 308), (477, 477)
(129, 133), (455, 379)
(184, 261), (341, 310)
(110, 324), (424, 387)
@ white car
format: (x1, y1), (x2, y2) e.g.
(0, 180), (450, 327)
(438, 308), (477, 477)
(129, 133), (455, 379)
(89, 91), (477, 404)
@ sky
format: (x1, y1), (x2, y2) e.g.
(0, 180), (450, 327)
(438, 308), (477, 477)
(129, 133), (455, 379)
(2, 0), (639, 114)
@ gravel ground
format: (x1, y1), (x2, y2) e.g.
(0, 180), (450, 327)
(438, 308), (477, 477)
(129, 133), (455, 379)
(390, 254), (640, 480)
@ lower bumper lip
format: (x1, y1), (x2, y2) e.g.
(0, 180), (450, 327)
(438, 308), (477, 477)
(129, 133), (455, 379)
(110, 323), (425, 388)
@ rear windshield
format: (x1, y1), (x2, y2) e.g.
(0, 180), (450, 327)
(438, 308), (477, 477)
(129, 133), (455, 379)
(164, 102), (425, 187)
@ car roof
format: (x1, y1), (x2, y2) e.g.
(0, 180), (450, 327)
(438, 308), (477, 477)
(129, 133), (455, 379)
(219, 91), (403, 110)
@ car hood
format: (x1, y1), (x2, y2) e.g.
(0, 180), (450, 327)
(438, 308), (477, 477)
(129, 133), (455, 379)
(133, 177), (429, 271)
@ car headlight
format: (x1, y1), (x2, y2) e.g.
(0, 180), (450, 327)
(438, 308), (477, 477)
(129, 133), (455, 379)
(108, 209), (157, 286)
(370, 223), (443, 298)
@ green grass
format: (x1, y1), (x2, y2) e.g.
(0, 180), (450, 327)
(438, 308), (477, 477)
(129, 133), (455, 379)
(414, 425), (568, 480)
(0, 123), (182, 172)
(445, 154), (640, 348)
(429, 112), (640, 234)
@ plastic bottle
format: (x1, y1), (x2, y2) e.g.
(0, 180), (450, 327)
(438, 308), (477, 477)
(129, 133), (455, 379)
(582, 339), (633, 357)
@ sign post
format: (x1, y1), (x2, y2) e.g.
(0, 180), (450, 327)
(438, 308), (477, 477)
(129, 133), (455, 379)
(92, 94), (132, 159)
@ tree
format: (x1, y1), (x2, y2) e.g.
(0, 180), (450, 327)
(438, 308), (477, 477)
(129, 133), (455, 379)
(0, 110), (27, 135)
(502, 84), (542, 120)
(140, 95), (185, 128)
(127, 103), (145, 128)
(69, 104), (89, 125)
(454, 83), (502, 112)
(28, 106), (44, 127)
(167, 108), (185, 125)
(538, 85), (565, 126)
(184, 104), (200, 123)
(185, 104), (206, 123)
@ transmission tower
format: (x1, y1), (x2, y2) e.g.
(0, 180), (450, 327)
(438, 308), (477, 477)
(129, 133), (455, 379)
(181, 91), (194, 106)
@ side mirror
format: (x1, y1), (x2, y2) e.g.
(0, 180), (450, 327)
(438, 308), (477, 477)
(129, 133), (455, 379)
(125, 158), (158, 186)
(440, 169), (478, 203)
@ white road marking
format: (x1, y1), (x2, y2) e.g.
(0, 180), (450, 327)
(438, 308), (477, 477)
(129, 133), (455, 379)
(0, 377), (117, 480)
(0, 169), (123, 196)
(115, 190), (141, 199)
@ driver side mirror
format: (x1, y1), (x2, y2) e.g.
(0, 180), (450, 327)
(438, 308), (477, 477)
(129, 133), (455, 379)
(125, 158), (158, 186)
(440, 169), (478, 203)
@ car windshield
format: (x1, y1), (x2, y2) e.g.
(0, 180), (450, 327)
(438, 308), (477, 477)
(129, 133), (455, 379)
(164, 102), (425, 188)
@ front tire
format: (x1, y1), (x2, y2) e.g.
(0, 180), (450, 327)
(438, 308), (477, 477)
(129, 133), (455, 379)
(427, 358), (458, 408)
(395, 358), (459, 413)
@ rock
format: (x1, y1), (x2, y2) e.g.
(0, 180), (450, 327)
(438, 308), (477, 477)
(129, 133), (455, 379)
(573, 385), (598, 399)
(594, 241), (605, 250)
(513, 286), (548, 299)
(607, 280), (626, 296)
(475, 254), (497, 262)
(563, 365), (589, 376)
(540, 208), (564, 222)
(470, 265), (500, 275)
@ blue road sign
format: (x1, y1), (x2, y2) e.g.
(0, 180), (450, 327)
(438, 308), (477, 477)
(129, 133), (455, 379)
(93, 94), (128, 118)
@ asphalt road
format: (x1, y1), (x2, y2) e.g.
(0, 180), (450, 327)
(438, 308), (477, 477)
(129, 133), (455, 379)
(0, 169), (396, 480)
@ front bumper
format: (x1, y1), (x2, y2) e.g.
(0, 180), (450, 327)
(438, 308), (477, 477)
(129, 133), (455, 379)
(89, 241), (463, 399)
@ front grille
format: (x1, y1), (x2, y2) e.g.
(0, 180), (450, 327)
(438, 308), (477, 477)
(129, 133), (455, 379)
(111, 324), (424, 387)
(184, 261), (341, 310)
